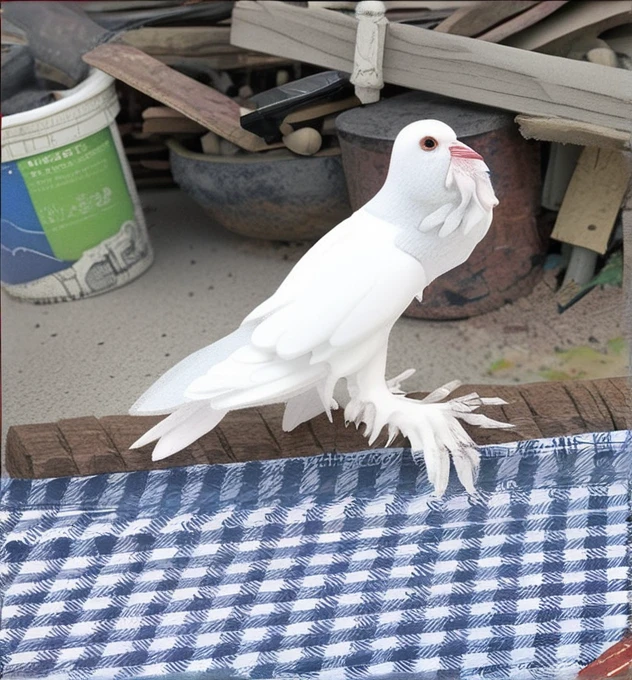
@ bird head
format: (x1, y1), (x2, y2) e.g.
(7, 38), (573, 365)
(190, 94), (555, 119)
(386, 120), (489, 201)
(372, 119), (498, 241)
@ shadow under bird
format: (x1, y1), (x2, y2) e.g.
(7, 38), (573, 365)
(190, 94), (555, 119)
(130, 119), (514, 496)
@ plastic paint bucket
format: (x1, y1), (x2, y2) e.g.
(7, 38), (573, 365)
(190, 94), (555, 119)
(1, 69), (153, 303)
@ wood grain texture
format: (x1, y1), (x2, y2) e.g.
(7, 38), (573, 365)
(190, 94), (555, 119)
(551, 147), (632, 254)
(82, 43), (271, 151)
(504, 0), (632, 55)
(434, 0), (538, 37)
(230, 1), (632, 134)
(515, 115), (631, 150)
(477, 1), (568, 43)
(123, 26), (232, 56)
(5, 378), (629, 479)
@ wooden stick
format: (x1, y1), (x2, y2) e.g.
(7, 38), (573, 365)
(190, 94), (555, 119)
(477, 1), (568, 43)
(434, 0), (538, 36)
(505, 0), (632, 54)
(83, 43), (273, 151)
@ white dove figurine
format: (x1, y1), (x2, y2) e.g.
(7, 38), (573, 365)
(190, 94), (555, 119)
(130, 119), (513, 496)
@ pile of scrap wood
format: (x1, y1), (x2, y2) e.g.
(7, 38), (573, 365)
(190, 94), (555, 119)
(231, 0), (631, 143)
(231, 0), (631, 311)
(82, 1), (298, 186)
(82, 2), (366, 185)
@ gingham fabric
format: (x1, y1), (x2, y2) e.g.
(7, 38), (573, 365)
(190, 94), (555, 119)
(1, 431), (630, 680)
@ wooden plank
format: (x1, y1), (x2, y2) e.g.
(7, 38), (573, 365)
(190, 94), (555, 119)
(194, 430), (234, 465)
(453, 383), (545, 442)
(592, 378), (630, 430)
(82, 43), (272, 151)
(309, 2), (478, 9)
(478, 1), (568, 43)
(559, 381), (618, 433)
(215, 410), (282, 463)
(56, 417), (127, 477)
(623, 163), (632, 400)
(504, 0), (632, 55)
(515, 115), (631, 150)
(6, 424), (78, 479)
(230, 1), (632, 134)
(256, 405), (326, 459)
(551, 147), (632, 254)
(99, 415), (203, 471)
(434, 1), (538, 37)
(142, 118), (206, 135)
(158, 52), (292, 71)
(517, 382), (588, 437)
(123, 26), (231, 56)
(6, 378), (629, 479)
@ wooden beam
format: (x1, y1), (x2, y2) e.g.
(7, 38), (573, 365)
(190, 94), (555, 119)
(83, 43), (273, 151)
(477, 1), (568, 43)
(434, 1), (538, 37)
(123, 26), (232, 56)
(515, 115), (631, 149)
(230, 1), (632, 136)
(5, 378), (629, 479)
(504, 0), (632, 55)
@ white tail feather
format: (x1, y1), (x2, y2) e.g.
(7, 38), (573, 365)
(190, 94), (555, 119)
(282, 388), (327, 431)
(150, 404), (227, 461)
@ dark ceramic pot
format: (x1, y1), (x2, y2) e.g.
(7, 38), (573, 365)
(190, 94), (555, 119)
(336, 92), (544, 319)
(168, 140), (352, 242)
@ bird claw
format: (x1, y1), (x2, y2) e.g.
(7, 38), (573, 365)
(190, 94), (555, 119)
(347, 383), (513, 496)
(420, 379), (462, 403)
(386, 368), (416, 395)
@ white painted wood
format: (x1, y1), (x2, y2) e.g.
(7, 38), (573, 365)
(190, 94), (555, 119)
(351, 1), (388, 104)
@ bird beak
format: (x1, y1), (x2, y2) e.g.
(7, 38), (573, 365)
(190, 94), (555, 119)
(449, 141), (483, 161)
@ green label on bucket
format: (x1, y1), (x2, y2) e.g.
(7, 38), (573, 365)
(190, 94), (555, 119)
(17, 127), (135, 261)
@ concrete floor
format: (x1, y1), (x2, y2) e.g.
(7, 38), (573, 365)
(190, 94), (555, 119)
(2, 188), (628, 459)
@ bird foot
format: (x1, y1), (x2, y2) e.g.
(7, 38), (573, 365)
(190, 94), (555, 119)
(344, 382), (513, 497)
(386, 368), (416, 394)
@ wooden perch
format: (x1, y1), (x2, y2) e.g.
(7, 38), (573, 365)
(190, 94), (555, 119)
(5, 378), (629, 479)
(230, 1), (632, 140)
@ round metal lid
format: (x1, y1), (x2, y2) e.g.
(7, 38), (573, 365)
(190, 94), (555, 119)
(336, 91), (514, 142)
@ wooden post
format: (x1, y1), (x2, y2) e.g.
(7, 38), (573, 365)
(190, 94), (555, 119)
(350, 1), (388, 104)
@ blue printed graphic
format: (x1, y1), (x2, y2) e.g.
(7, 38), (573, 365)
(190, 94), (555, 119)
(1, 161), (74, 284)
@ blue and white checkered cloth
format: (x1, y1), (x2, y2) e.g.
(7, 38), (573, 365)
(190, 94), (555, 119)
(1, 431), (631, 680)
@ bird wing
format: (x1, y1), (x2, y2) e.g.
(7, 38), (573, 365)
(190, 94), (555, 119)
(129, 323), (255, 415)
(186, 211), (427, 411)
(129, 214), (360, 416)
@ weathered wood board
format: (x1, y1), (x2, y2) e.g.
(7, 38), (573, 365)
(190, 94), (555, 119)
(434, 1), (538, 37)
(515, 116), (631, 150)
(5, 378), (629, 479)
(83, 43), (272, 152)
(551, 147), (632, 254)
(504, 0), (632, 55)
(230, 1), (632, 136)
(477, 1), (568, 43)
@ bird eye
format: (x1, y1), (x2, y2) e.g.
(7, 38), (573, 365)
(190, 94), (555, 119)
(420, 136), (438, 151)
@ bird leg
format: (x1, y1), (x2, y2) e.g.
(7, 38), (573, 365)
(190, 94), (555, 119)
(345, 350), (513, 496)
(386, 368), (416, 394)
